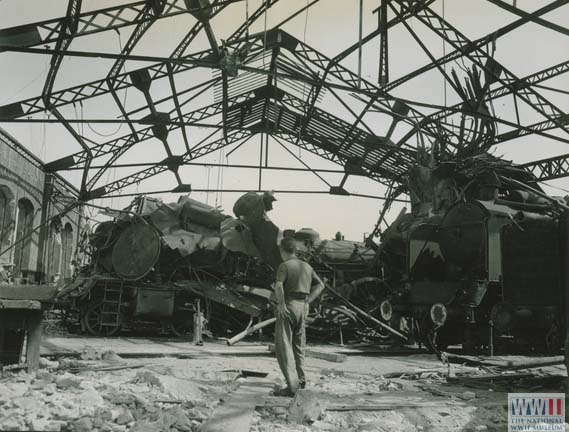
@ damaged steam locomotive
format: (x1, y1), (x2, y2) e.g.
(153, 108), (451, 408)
(378, 151), (569, 353)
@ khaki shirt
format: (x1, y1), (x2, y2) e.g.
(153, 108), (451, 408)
(276, 258), (321, 296)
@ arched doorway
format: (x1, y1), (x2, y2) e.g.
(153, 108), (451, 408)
(13, 198), (34, 277)
(61, 223), (73, 280)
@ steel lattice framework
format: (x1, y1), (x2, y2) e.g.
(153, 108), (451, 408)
(0, 0), (568, 201)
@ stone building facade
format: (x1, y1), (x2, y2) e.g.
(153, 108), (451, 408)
(0, 128), (81, 284)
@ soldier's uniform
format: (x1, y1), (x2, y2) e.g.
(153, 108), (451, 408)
(274, 258), (322, 392)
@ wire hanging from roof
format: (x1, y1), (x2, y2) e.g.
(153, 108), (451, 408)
(86, 29), (128, 137)
(245, 0), (250, 40)
(263, 0), (268, 68)
(298, 0), (310, 159)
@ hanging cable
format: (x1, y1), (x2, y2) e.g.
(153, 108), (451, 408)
(263, 0), (268, 69)
(86, 29), (128, 137)
(205, 166), (211, 204)
(245, 0), (250, 40)
(442, 0), (447, 107)
(40, 112), (47, 161)
(299, 0), (309, 159)
(0, 58), (50, 105)
(220, 148), (226, 206)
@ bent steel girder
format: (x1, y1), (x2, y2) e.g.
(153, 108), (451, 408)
(409, 4), (569, 138)
(41, 0), (94, 195)
(87, 84), (416, 198)
(85, 0), (277, 188)
(88, 127), (252, 198)
(400, 59), (569, 146)
(332, 0), (569, 156)
(272, 31), (448, 147)
(2, 0), (569, 200)
(92, 0), (168, 189)
(0, 0), (273, 121)
(293, 0), (435, 150)
(381, 0), (569, 93)
(88, 0), (237, 189)
(521, 153), (569, 182)
(69, 85), (256, 177)
(485, 0), (569, 37)
(0, 0), (187, 50)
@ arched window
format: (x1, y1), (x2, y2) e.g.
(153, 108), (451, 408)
(0, 189), (8, 252)
(14, 198), (34, 276)
(48, 219), (62, 281)
(61, 223), (73, 280)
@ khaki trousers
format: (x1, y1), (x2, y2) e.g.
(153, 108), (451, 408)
(274, 299), (306, 392)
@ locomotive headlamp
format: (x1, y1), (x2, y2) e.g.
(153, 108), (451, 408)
(430, 303), (448, 327)
(379, 300), (393, 322)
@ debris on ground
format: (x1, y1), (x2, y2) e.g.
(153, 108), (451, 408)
(0, 357), (228, 432)
(2, 339), (567, 432)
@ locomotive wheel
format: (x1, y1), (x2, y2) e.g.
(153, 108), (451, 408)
(83, 303), (122, 336)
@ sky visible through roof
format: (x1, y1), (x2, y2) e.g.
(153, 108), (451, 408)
(0, 0), (568, 240)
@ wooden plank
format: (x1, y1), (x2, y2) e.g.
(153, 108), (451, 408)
(26, 310), (42, 372)
(0, 285), (57, 301)
(326, 401), (509, 411)
(498, 356), (565, 371)
(200, 378), (273, 432)
(0, 300), (41, 309)
(267, 344), (347, 363)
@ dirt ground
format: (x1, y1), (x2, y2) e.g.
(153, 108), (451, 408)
(0, 336), (567, 432)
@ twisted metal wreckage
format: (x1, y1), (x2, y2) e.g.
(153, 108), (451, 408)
(1, 0), (569, 349)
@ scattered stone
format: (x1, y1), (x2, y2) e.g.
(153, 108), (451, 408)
(272, 406), (288, 416)
(321, 369), (345, 377)
(168, 407), (193, 431)
(13, 396), (38, 412)
(93, 416), (104, 428)
(387, 381), (403, 391)
(43, 383), (56, 395)
(36, 371), (55, 382)
(101, 350), (123, 363)
(76, 385), (106, 412)
(3, 382), (27, 399)
(187, 406), (209, 421)
(115, 407), (134, 425)
(31, 379), (49, 390)
(458, 391), (476, 401)
(289, 390), (327, 424)
(0, 416), (25, 431)
(131, 371), (163, 390)
(55, 374), (80, 390)
(80, 347), (101, 360)
(311, 420), (337, 431)
(39, 358), (60, 369)
(99, 422), (114, 432)
(73, 417), (93, 432)
(130, 421), (159, 432)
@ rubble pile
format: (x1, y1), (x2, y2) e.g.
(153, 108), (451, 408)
(250, 360), (564, 432)
(0, 351), (234, 432)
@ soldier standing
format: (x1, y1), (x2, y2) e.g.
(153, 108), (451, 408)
(272, 237), (325, 396)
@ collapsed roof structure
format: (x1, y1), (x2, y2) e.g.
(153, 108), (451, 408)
(0, 0), (568, 211)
